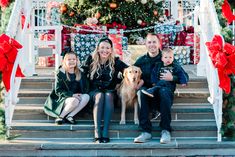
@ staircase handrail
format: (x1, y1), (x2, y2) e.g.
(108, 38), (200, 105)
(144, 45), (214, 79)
(4, 0), (32, 136)
(197, 0), (223, 141)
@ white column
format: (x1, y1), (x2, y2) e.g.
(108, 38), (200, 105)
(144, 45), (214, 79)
(171, 0), (178, 19)
(196, 0), (208, 76)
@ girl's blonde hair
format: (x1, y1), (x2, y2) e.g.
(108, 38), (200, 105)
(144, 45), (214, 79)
(90, 40), (115, 80)
(62, 52), (81, 81)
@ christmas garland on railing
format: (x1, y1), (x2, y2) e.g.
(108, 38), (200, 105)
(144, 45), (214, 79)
(0, 0), (14, 140)
(214, 0), (235, 140)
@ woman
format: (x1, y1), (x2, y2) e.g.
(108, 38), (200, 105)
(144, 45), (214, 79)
(44, 52), (90, 125)
(82, 37), (128, 143)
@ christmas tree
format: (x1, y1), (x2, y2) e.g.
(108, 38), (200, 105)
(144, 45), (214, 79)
(60, 0), (164, 42)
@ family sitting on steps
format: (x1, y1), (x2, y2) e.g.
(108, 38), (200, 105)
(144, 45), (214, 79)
(44, 33), (189, 144)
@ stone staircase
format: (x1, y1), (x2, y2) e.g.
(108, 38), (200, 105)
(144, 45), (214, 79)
(1, 65), (235, 156)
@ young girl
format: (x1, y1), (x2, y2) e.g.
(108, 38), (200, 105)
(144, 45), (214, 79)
(82, 37), (128, 143)
(44, 52), (90, 125)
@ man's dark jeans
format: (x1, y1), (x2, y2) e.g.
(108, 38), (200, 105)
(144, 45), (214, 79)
(137, 86), (173, 133)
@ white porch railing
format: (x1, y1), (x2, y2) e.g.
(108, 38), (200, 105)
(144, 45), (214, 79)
(4, 0), (24, 136)
(196, 0), (223, 141)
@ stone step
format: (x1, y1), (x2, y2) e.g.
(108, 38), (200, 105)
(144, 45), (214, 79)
(20, 77), (208, 90)
(17, 88), (210, 100)
(13, 103), (214, 121)
(1, 138), (235, 156)
(10, 120), (217, 139)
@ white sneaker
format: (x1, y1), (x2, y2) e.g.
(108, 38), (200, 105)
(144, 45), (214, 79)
(160, 130), (171, 144)
(134, 132), (152, 143)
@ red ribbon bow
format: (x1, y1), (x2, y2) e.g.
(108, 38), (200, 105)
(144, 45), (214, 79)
(206, 35), (235, 94)
(0, 34), (25, 91)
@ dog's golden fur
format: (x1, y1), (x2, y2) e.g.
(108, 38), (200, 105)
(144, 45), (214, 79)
(117, 66), (143, 124)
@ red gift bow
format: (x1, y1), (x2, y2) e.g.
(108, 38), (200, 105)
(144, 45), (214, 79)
(206, 35), (235, 94)
(0, 34), (25, 91)
(222, 0), (235, 25)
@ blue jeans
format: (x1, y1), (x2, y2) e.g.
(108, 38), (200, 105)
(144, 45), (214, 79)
(137, 86), (173, 133)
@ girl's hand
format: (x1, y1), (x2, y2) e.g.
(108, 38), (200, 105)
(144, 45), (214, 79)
(73, 93), (82, 101)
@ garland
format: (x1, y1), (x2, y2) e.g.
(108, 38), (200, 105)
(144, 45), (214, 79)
(215, 0), (235, 140)
(0, 0), (14, 140)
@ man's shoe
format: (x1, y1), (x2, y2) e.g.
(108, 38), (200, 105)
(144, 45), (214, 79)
(151, 111), (161, 120)
(134, 132), (152, 143)
(160, 130), (171, 144)
(102, 137), (110, 143)
(94, 138), (103, 143)
(141, 90), (154, 97)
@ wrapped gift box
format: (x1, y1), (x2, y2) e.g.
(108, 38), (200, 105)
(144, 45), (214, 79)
(46, 1), (61, 25)
(172, 46), (191, 65)
(192, 33), (200, 64)
(71, 33), (128, 62)
(157, 34), (172, 48)
(38, 55), (55, 67)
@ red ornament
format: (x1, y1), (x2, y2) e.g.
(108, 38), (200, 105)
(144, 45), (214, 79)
(69, 11), (75, 17)
(153, 10), (158, 16)
(95, 12), (101, 19)
(141, 21), (147, 27)
(222, 0), (235, 24)
(60, 4), (67, 14)
(110, 2), (117, 9)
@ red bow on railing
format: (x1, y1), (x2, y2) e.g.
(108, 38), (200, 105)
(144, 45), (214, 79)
(222, 0), (235, 25)
(206, 35), (235, 94)
(0, 34), (25, 91)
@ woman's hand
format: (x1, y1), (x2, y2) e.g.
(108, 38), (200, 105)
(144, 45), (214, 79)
(160, 70), (173, 81)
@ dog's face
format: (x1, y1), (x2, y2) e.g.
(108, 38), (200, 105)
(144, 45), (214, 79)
(123, 66), (142, 83)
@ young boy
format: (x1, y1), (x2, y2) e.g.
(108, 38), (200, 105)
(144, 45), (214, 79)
(141, 48), (189, 120)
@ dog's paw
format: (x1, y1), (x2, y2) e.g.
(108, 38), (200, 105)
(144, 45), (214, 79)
(119, 120), (126, 125)
(134, 119), (139, 125)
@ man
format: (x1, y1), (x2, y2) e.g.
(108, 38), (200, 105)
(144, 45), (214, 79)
(134, 33), (178, 144)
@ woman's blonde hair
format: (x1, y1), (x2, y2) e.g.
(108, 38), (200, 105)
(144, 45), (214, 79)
(62, 52), (81, 81)
(90, 40), (115, 80)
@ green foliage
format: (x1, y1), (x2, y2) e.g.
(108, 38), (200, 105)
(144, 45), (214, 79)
(222, 76), (235, 140)
(0, 107), (6, 140)
(0, 2), (14, 34)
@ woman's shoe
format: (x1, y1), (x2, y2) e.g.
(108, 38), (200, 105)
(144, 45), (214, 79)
(65, 116), (76, 124)
(94, 138), (103, 143)
(55, 117), (63, 125)
(102, 137), (110, 143)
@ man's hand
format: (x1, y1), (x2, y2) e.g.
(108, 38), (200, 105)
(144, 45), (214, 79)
(160, 70), (173, 81)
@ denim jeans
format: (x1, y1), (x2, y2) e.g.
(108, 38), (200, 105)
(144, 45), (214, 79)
(137, 86), (173, 133)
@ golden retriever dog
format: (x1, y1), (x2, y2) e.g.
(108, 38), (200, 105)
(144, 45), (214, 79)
(118, 66), (143, 125)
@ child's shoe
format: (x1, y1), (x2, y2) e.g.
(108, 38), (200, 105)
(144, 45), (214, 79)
(151, 110), (161, 120)
(55, 117), (64, 125)
(141, 89), (154, 97)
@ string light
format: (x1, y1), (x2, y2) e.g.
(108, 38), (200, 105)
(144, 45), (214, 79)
(34, 11), (194, 34)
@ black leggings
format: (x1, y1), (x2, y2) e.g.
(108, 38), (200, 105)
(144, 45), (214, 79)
(93, 92), (114, 138)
